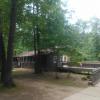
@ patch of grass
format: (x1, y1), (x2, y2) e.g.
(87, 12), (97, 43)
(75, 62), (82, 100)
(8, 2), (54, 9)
(0, 83), (14, 92)
(0, 83), (24, 93)
(43, 77), (87, 88)
(13, 68), (88, 88)
(32, 73), (88, 88)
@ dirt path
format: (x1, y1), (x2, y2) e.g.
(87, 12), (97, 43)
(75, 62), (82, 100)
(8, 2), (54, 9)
(0, 68), (88, 100)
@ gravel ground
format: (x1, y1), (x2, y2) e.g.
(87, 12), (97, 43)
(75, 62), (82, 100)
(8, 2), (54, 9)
(0, 68), (88, 100)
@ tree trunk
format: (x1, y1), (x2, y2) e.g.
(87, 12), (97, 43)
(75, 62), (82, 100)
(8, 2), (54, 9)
(33, 2), (42, 74)
(0, 10), (2, 62)
(0, 11), (7, 83)
(3, 0), (17, 87)
(0, 34), (7, 83)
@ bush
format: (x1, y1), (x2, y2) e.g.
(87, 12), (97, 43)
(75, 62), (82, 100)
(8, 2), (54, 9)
(67, 61), (80, 67)
(81, 76), (88, 81)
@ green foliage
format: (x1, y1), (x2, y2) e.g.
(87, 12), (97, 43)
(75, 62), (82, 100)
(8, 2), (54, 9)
(1, 0), (100, 63)
(14, 0), (68, 53)
(67, 61), (80, 67)
(72, 18), (100, 61)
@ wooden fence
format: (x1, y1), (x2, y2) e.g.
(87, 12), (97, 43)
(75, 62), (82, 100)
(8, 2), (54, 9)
(81, 63), (100, 68)
(89, 68), (100, 85)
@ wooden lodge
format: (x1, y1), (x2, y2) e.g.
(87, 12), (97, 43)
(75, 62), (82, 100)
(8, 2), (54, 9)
(13, 50), (69, 71)
(13, 51), (35, 68)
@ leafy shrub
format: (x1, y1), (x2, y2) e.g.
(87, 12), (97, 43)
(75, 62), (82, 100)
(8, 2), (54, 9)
(67, 61), (80, 67)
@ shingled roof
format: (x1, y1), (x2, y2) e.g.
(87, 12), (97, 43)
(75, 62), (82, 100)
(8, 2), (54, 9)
(14, 49), (56, 58)
(15, 51), (35, 57)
